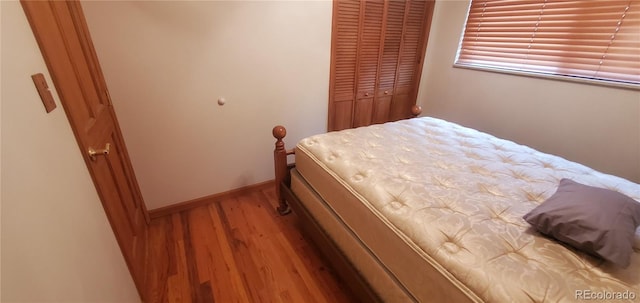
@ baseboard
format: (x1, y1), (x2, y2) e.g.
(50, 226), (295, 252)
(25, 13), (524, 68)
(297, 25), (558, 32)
(148, 180), (275, 219)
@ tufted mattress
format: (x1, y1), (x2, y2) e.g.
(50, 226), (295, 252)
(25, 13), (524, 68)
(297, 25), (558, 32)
(293, 117), (640, 302)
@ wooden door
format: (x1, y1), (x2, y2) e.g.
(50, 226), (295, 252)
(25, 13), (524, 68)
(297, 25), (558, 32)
(388, 0), (432, 121)
(328, 0), (434, 131)
(373, 0), (405, 124)
(328, 0), (361, 131)
(21, 0), (149, 299)
(353, 1), (384, 128)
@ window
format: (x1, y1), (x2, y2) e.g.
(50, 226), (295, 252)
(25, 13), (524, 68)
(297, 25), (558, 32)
(455, 0), (640, 88)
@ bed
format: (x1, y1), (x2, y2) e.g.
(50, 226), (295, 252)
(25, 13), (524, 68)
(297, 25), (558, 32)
(271, 115), (640, 302)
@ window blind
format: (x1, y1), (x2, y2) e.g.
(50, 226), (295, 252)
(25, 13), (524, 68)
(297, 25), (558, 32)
(455, 0), (640, 86)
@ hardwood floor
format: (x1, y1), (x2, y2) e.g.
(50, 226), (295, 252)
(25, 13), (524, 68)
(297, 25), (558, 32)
(145, 186), (356, 303)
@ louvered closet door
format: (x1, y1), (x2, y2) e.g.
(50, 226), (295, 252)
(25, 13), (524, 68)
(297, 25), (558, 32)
(328, 0), (434, 131)
(373, 0), (405, 124)
(353, 1), (384, 127)
(389, 0), (431, 121)
(329, 0), (360, 131)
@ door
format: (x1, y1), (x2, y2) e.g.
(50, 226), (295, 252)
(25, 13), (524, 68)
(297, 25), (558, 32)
(373, 0), (405, 124)
(21, 0), (149, 299)
(353, 0), (384, 128)
(328, 0), (361, 131)
(388, 0), (432, 121)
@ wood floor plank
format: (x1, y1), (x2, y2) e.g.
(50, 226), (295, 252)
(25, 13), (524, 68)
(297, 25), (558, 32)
(190, 204), (245, 303)
(232, 199), (289, 302)
(259, 188), (354, 302)
(207, 204), (252, 302)
(241, 192), (322, 302)
(145, 187), (355, 303)
(168, 214), (192, 303)
(185, 207), (214, 284)
(216, 199), (269, 302)
(145, 217), (170, 303)
(179, 212), (202, 302)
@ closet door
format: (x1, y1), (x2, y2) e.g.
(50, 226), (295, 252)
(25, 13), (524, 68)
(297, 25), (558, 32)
(373, 0), (405, 124)
(353, 1), (384, 128)
(328, 0), (360, 131)
(328, 0), (434, 131)
(389, 0), (432, 121)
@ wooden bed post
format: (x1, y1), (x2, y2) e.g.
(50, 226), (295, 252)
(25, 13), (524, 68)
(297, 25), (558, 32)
(273, 125), (292, 215)
(411, 105), (423, 117)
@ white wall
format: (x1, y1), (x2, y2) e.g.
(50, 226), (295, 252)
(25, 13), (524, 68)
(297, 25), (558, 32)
(82, 1), (332, 209)
(1, 1), (140, 301)
(418, 0), (640, 183)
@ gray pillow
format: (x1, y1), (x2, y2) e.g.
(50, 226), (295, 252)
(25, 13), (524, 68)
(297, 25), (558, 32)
(523, 178), (640, 268)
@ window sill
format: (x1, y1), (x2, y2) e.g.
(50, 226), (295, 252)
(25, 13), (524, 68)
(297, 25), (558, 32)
(453, 63), (640, 92)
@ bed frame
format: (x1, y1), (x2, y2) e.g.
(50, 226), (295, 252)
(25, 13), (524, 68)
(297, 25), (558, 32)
(271, 106), (422, 302)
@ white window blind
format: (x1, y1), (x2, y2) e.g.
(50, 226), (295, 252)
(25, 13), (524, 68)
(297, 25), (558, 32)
(455, 0), (640, 87)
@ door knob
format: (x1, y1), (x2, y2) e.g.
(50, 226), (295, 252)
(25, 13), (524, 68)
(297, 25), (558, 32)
(88, 143), (110, 161)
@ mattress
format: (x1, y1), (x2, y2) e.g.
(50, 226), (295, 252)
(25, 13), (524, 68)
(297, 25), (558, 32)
(294, 117), (640, 302)
(290, 169), (416, 302)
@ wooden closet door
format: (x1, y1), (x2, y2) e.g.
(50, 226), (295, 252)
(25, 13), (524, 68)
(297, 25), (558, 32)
(373, 0), (405, 124)
(329, 0), (360, 131)
(389, 0), (432, 121)
(353, 1), (384, 128)
(328, 0), (434, 131)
